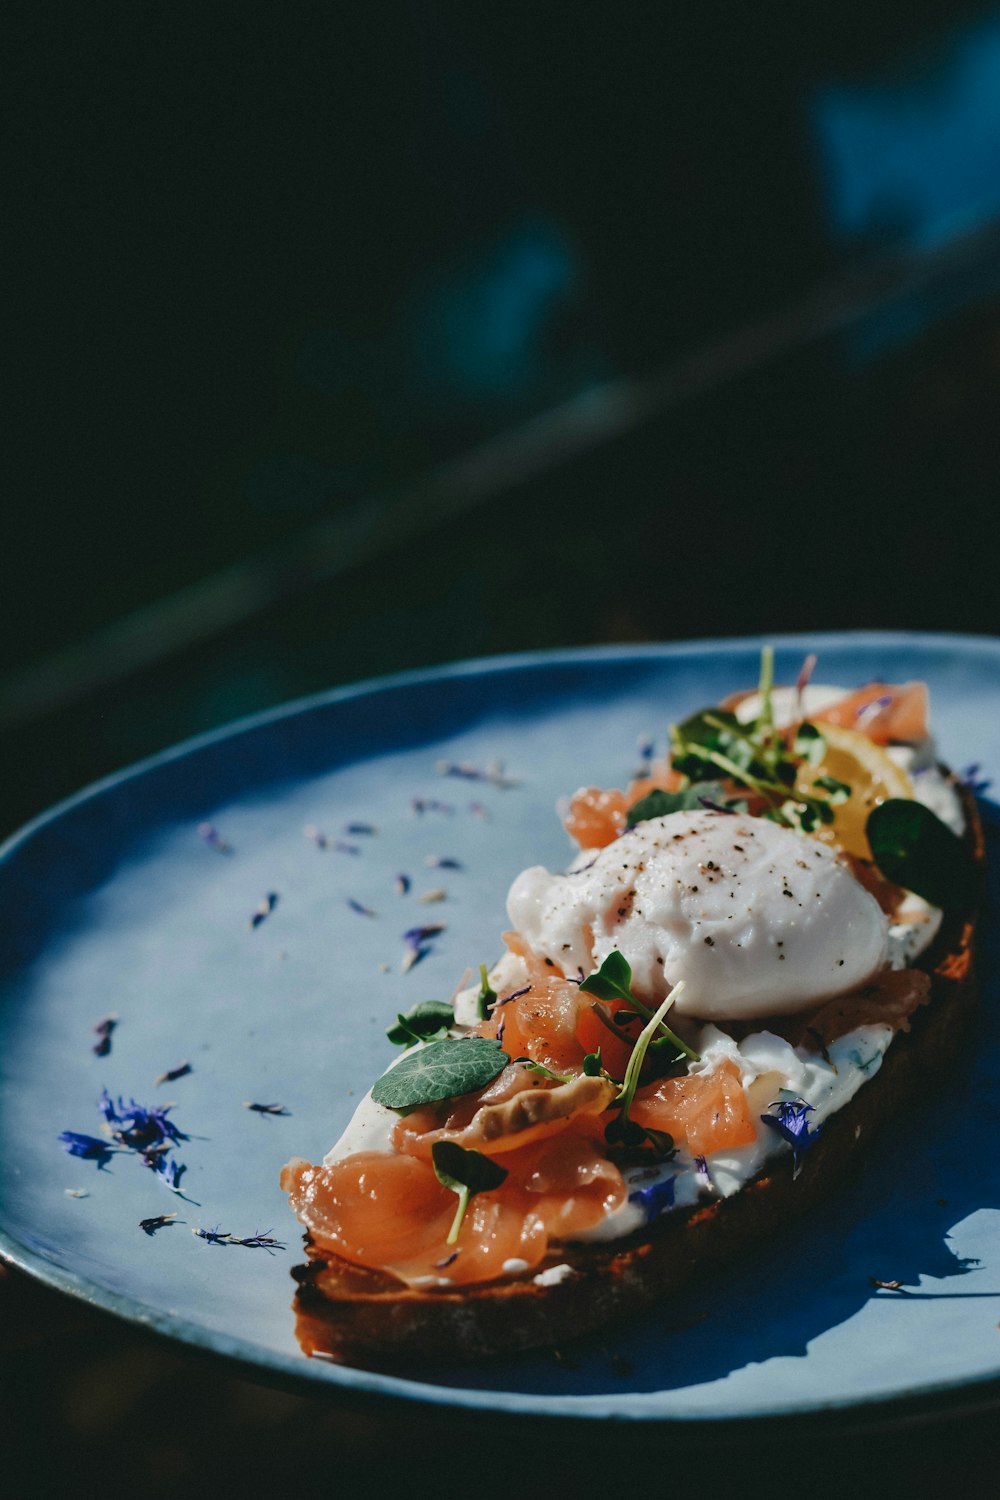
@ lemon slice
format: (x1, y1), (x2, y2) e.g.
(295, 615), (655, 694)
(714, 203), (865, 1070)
(797, 723), (914, 859)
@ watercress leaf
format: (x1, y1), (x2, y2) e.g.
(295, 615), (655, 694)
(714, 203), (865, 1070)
(626, 782), (726, 829)
(385, 1000), (454, 1048)
(814, 775), (851, 805)
(866, 799), (977, 911)
(372, 1037), (509, 1110)
(793, 722), (827, 766)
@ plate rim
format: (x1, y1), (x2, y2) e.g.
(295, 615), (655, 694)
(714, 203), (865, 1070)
(3, 627), (1000, 1426)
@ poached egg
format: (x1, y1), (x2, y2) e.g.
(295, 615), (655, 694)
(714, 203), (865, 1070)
(506, 808), (888, 1021)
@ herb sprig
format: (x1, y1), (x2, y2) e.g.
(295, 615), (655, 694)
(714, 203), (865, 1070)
(431, 1140), (508, 1244)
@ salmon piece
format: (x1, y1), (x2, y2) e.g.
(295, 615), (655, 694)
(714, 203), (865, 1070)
(283, 1120), (626, 1289)
(812, 682), (928, 745)
(631, 1058), (757, 1155)
(563, 786), (628, 848)
(574, 995), (640, 1080)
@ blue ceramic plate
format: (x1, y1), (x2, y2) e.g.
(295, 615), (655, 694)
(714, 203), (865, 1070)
(2, 632), (999, 1428)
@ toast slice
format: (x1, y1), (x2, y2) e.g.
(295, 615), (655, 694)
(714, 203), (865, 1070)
(285, 782), (983, 1367)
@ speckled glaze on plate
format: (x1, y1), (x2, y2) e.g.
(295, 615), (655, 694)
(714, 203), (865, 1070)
(2, 632), (999, 1431)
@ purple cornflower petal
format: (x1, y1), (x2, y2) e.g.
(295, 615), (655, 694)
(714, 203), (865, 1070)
(435, 759), (519, 789)
(249, 893), (279, 929)
(193, 1225), (231, 1245)
(628, 1175), (676, 1223)
(198, 822), (232, 854)
(495, 1015), (505, 1046)
(401, 922), (446, 973)
(495, 985), (531, 1006)
(140, 1212), (178, 1236)
(344, 822), (376, 836)
(303, 824), (328, 848)
(347, 898), (377, 918)
(855, 694), (893, 729)
(435, 1250), (460, 1269)
(636, 735), (654, 764)
(110, 1098), (187, 1150)
(395, 873), (411, 895)
(151, 1157), (186, 1193)
(761, 1097), (820, 1174)
(333, 840), (361, 856)
(244, 1101), (289, 1116)
(411, 796), (455, 816)
(155, 1061), (192, 1086)
(58, 1131), (118, 1164)
(468, 801), (490, 820)
(425, 855), (462, 869)
(229, 1228), (285, 1250)
(694, 1154), (711, 1188)
(92, 1014), (117, 1057)
(962, 763), (993, 796)
(794, 652), (818, 720)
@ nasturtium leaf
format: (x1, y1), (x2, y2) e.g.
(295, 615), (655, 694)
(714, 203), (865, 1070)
(385, 1000), (454, 1048)
(866, 798), (977, 911)
(371, 1037), (509, 1110)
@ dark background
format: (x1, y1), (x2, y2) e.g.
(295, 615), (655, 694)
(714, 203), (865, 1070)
(5, 4), (1000, 1493)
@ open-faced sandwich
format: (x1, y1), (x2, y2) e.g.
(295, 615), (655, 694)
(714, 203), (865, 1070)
(281, 653), (983, 1363)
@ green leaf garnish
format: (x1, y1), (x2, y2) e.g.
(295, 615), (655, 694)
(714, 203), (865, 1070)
(580, 952), (700, 1062)
(386, 1000), (454, 1048)
(793, 721), (827, 766)
(625, 782), (727, 828)
(431, 1140), (508, 1244)
(605, 983), (686, 1155)
(513, 1057), (571, 1083)
(371, 1037), (509, 1111)
(866, 799), (977, 911)
(583, 1048), (603, 1076)
(476, 963), (497, 1020)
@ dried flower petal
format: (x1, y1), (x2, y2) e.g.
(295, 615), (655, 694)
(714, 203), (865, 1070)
(760, 1096), (819, 1174)
(347, 898), (377, 918)
(193, 1225), (231, 1245)
(628, 1175), (676, 1223)
(249, 893), (279, 929)
(244, 1101), (289, 1116)
(58, 1131), (118, 1164)
(140, 1212), (178, 1236)
(155, 1061), (192, 1087)
(418, 888), (446, 904)
(198, 822), (232, 854)
(92, 1014), (118, 1057)
(395, 873), (411, 895)
(303, 824), (328, 848)
(425, 855), (462, 870)
(345, 822), (376, 836)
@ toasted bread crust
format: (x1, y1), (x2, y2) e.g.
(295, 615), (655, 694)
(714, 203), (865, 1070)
(291, 785), (984, 1366)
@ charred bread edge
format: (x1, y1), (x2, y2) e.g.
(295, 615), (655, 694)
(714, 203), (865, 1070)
(291, 781), (985, 1366)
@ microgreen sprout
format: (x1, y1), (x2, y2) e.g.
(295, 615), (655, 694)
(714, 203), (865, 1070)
(604, 983), (686, 1153)
(431, 1140), (508, 1245)
(386, 1000), (454, 1048)
(476, 963), (497, 1020)
(580, 952), (699, 1062)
